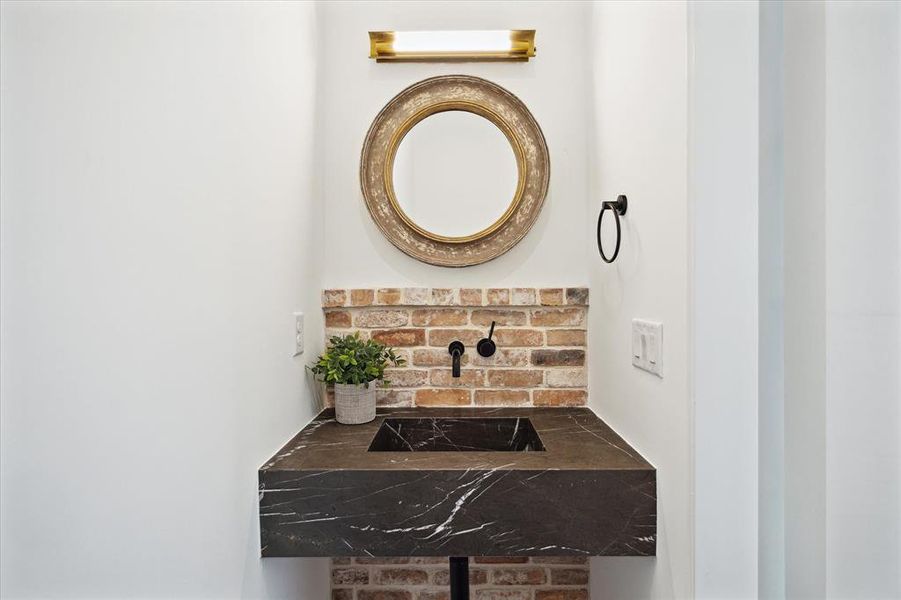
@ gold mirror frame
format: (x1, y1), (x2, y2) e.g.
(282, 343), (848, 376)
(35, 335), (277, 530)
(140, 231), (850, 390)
(361, 75), (550, 267)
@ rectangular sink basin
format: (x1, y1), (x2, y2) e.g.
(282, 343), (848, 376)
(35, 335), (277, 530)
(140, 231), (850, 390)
(368, 417), (545, 452)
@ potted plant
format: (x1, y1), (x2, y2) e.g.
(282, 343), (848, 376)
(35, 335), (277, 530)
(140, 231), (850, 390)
(310, 333), (405, 425)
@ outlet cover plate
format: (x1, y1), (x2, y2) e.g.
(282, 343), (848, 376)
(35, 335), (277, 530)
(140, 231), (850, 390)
(632, 319), (662, 377)
(294, 312), (304, 357)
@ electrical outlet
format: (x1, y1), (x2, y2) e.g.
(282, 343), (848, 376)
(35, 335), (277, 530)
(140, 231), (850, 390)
(632, 319), (662, 377)
(293, 312), (304, 357)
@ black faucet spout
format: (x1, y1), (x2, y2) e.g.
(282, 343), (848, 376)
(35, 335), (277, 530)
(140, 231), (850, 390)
(448, 341), (465, 378)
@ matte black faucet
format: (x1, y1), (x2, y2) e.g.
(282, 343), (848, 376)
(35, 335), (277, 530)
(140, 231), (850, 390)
(448, 341), (464, 378)
(477, 321), (497, 357)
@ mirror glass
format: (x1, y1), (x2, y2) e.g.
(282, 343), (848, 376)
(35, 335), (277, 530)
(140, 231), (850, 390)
(393, 111), (518, 239)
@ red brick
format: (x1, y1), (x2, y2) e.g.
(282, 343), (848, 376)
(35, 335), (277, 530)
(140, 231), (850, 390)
(487, 369), (544, 387)
(531, 349), (585, 366)
(428, 328), (483, 346)
(331, 568), (369, 585)
(403, 288), (430, 305)
(459, 288), (484, 305)
(350, 289), (375, 306)
(565, 288), (589, 305)
(491, 567), (546, 585)
(533, 389), (588, 406)
(472, 309), (528, 326)
(383, 368), (429, 387)
(538, 288), (565, 305)
(430, 368), (486, 387)
(546, 329), (587, 347)
(432, 568), (488, 585)
(545, 368), (587, 388)
(415, 389), (471, 406)
(376, 389), (414, 407)
(550, 568), (589, 585)
(377, 288), (402, 305)
(376, 568), (428, 585)
(332, 590), (352, 600)
(354, 309), (409, 328)
(393, 348), (412, 365)
(371, 329), (426, 347)
(531, 308), (585, 327)
(470, 349), (529, 367)
(474, 390), (530, 406)
(419, 592), (450, 600)
(511, 288), (537, 305)
(326, 328), (369, 341)
(431, 288), (456, 305)
(325, 311), (352, 328)
(322, 289), (347, 308)
(492, 329), (544, 347)
(486, 288), (511, 305)
(411, 309), (469, 327)
(412, 348), (470, 367)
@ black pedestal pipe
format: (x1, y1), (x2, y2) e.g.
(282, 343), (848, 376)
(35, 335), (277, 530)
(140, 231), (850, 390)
(449, 557), (469, 600)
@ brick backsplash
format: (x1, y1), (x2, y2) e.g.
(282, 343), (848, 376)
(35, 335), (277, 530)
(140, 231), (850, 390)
(320, 287), (589, 408)
(322, 288), (591, 597)
(330, 556), (590, 600)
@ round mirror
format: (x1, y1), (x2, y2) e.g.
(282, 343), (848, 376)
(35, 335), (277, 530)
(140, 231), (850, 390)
(361, 75), (549, 267)
(391, 111), (519, 240)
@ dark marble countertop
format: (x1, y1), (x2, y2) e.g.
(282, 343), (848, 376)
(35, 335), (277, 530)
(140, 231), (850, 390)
(262, 407), (652, 472)
(259, 407), (656, 557)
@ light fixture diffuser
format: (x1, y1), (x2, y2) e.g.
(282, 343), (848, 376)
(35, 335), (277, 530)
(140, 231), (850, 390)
(368, 30), (536, 62)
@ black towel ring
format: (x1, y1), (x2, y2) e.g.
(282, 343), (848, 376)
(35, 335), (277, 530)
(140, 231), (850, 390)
(597, 195), (628, 263)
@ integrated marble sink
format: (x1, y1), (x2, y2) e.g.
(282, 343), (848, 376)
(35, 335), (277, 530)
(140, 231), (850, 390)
(259, 407), (656, 557)
(368, 417), (546, 452)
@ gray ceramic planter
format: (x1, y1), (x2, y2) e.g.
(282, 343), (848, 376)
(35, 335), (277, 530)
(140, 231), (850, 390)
(334, 383), (376, 425)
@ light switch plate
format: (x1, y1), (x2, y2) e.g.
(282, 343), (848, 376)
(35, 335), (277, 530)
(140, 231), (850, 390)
(293, 312), (304, 357)
(632, 319), (662, 377)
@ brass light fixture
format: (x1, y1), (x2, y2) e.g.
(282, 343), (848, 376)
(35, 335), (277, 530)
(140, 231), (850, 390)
(368, 30), (536, 62)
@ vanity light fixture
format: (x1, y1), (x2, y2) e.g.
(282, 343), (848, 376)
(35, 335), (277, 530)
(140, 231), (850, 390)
(368, 30), (536, 62)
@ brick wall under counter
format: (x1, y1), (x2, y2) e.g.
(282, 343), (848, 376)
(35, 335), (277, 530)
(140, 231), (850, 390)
(331, 556), (590, 600)
(320, 287), (589, 408)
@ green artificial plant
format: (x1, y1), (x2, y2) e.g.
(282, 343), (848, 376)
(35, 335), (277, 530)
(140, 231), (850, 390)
(310, 332), (405, 386)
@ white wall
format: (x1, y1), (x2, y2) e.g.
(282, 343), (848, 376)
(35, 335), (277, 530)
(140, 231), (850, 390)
(782, 2), (901, 598)
(689, 2), (760, 598)
(587, 3), (692, 598)
(822, 2), (900, 597)
(758, 2), (786, 598)
(590, 3), (764, 599)
(783, 2), (828, 597)
(315, 1), (591, 288)
(0, 2), (328, 598)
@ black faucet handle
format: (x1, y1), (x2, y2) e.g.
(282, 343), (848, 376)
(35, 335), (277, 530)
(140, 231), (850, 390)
(477, 321), (497, 358)
(448, 341), (465, 378)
